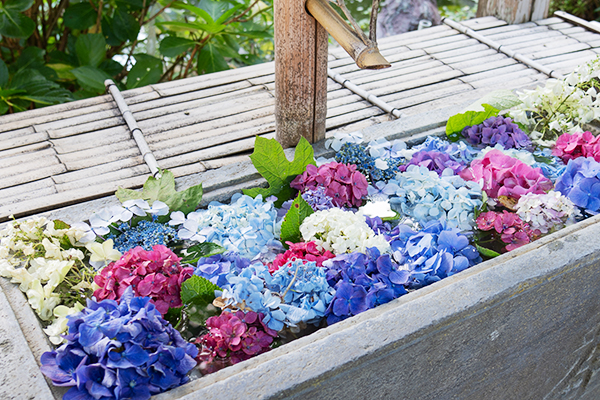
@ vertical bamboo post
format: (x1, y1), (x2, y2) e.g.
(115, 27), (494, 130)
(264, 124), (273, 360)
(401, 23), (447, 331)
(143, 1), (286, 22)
(275, 0), (328, 148)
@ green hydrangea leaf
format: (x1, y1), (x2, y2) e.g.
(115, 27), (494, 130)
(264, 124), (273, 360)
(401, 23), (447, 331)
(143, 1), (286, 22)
(180, 275), (221, 306)
(243, 136), (316, 207)
(180, 242), (226, 264)
(446, 103), (500, 141)
(280, 193), (314, 248)
(115, 169), (203, 214)
(476, 244), (500, 258)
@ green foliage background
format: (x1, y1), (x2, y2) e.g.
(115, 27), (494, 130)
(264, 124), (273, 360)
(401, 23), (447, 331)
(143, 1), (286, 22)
(0, 0), (273, 114)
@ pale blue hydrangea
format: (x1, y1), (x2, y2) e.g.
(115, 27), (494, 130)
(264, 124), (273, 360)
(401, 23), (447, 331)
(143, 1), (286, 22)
(389, 165), (483, 231)
(219, 260), (334, 331)
(168, 194), (280, 259)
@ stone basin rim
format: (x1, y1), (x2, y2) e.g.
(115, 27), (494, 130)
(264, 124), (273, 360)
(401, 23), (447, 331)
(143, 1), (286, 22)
(152, 210), (600, 399)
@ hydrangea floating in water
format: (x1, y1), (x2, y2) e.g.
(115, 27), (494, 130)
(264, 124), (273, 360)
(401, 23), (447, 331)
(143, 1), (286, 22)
(552, 131), (600, 163)
(460, 149), (553, 202)
(399, 150), (465, 176)
(219, 260), (335, 331)
(270, 241), (335, 273)
(299, 208), (390, 254)
(390, 221), (481, 289)
(515, 191), (579, 234)
(476, 210), (540, 252)
(194, 251), (251, 288)
(390, 165), (482, 231)
(93, 245), (193, 314)
(334, 142), (403, 183)
(291, 161), (369, 208)
(323, 248), (409, 325)
(108, 219), (178, 253)
(462, 115), (532, 150)
(555, 157), (600, 214)
(169, 194), (279, 259)
(194, 310), (278, 375)
(40, 286), (197, 400)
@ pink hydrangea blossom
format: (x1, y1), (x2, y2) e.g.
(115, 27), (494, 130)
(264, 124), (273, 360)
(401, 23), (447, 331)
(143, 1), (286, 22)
(553, 131), (600, 163)
(93, 245), (193, 314)
(460, 150), (552, 201)
(291, 161), (368, 208)
(269, 241), (335, 274)
(194, 311), (277, 375)
(476, 211), (540, 252)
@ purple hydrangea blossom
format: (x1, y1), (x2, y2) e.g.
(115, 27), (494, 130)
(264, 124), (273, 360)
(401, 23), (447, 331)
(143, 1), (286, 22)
(399, 150), (466, 176)
(194, 251), (251, 288)
(462, 116), (532, 150)
(40, 286), (197, 400)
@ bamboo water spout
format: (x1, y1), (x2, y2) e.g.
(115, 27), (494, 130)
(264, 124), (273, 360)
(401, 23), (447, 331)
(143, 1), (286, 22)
(305, 0), (391, 70)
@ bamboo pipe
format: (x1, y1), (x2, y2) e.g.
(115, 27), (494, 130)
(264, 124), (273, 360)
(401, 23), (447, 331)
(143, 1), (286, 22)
(305, 0), (391, 69)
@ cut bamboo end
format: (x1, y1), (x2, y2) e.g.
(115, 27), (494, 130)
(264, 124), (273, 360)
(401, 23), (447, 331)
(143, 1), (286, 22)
(306, 0), (391, 70)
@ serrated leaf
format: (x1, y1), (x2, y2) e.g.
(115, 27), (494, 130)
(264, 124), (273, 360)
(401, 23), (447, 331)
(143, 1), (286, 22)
(198, 0), (229, 21)
(180, 275), (220, 306)
(280, 194), (314, 247)
(0, 10), (35, 38)
(159, 36), (196, 58)
(464, 90), (522, 112)
(63, 2), (96, 30)
(196, 43), (228, 75)
(75, 34), (106, 68)
(71, 66), (111, 94)
(112, 9), (140, 42)
(3, 0), (34, 12)
(446, 103), (500, 141)
(115, 169), (203, 214)
(180, 242), (226, 264)
(242, 136), (316, 206)
(127, 54), (162, 89)
(476, 244), (500, 258)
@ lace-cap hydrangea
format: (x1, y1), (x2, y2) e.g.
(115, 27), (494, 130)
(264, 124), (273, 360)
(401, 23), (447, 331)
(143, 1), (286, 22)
(40, 286), (198, 400)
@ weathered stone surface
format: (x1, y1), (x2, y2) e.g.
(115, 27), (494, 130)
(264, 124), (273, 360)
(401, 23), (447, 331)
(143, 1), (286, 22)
(155, 214), (600, 400)
(0, 283), (55, 400)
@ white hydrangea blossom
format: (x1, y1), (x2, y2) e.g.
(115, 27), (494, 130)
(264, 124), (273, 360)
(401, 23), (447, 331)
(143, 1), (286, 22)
(300, 208), (390, 254)
(510, 57), (600, 146)
(515, 191), (579, 234)
(0, 217), (93, 342)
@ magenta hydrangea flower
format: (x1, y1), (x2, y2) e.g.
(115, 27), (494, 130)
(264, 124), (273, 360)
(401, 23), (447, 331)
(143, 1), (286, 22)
(553, 131), (600, 163)
(460, 150), (552, 201)
(291, 161), (368, 208)
(93, 245), (193, 314)
(194, 310), (278, 375)
(476, 211), (540, 252)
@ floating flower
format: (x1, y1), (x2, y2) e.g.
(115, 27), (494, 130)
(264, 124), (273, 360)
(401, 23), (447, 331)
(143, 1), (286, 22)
(93, 245), (192, 314)
(40, 287), (197, 400)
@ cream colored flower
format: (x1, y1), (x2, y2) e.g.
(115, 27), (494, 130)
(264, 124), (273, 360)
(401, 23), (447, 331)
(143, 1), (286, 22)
(86, 239), (122, 268)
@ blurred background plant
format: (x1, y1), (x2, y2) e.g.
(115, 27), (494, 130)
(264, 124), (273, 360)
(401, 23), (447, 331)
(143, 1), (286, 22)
(549, 0), (600, 21)
(0, 0), (274, 114)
